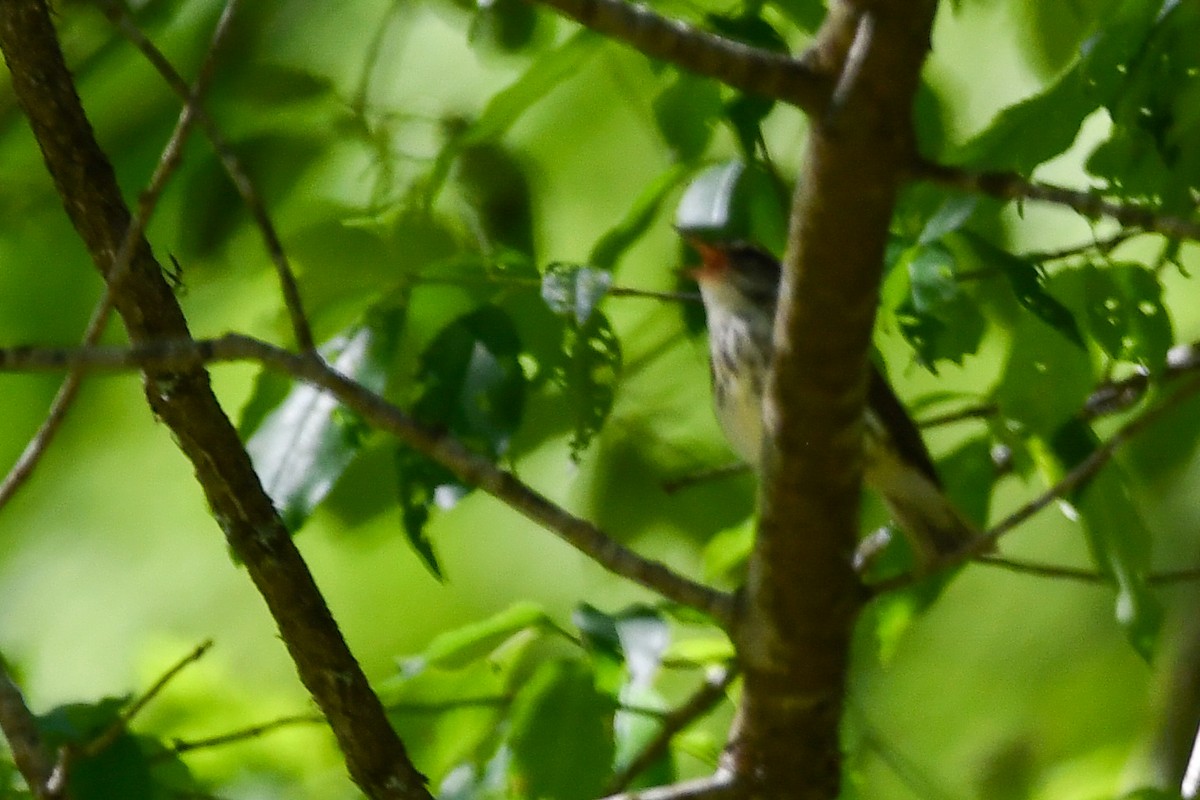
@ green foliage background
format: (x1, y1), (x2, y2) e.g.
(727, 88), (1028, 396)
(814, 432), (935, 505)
(1, 0), (1200, 798)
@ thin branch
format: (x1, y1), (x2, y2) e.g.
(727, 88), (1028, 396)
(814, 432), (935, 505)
(0, 0), (237, 514)
(528, 0), (834, 113)
(915, 161), (1200, 243)
(0, 656), (61, 799)
(975, 555), (1200, 586)
(82, 640), (213, 759)
(0, 336), (737, 627)
(97, 0), (316, 353)
(1021, 229), (1140, 263)
(947, 373), (1200, 568)
(605, 667), (736, 794)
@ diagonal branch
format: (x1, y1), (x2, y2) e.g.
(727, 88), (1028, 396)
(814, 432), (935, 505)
(0, 3), (427, 798)
(915, 160), (1200, 242)
(0, 335), (737, 627)
(528, 0), (834, 113)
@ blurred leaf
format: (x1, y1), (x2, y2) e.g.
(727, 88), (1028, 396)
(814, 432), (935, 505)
(952, 0), (1165, 173)
(236, 62), (335, 105)
(179, 133), (325, 257)
(456, 142), (534, 257)
(1085, 1), (1200, 211)
(574, 604), (669, 689)
(245, 306), (404, 531)
(994, 311), (1094, 434)
(959, 233), (1086, 347)
(1083, 263), (1173, 373)
(589, 165), (690, 270)
(917, 194), (978, 245)
(702, 517), (754, 583)
(509, 660), (614, 800)
(1039, 420), (1162, 659)
(413, 305), (526, 457)
(653, 73), (723, 162)
(938, 435), (996, 530)
(768, 0), (826, 32)
(419, 601), (554, 670)
(469, 0), (542, 53)
(541, 263), (612, 326)
(705, 14), (787, 155)
(393, 446), (456, 580)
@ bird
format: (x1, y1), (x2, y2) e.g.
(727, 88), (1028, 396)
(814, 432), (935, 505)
(687, 237), (977, 567)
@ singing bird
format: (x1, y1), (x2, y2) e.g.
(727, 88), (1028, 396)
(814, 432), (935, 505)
(689, 238), (976, 565)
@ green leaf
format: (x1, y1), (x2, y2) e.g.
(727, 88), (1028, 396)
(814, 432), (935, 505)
(469, 0), (543, 53)
(906, 241), (960, 312)
(702, 517), (755, 583)
(557, 312), (622, 459)
(509, 660), (614, 800)
(419, 601), (554, 670)
(1038, 420), (1162, 659)
(890, 242), (985, 370)
(541, 263), (612, 327)
(245, 306), (403, 531)
(1083, 264), (1174, 373)
(937, 435), (996, 530)
(653, 73), (723, 162)
(994, 310), (1094, 435)
(413, 305), (526, 458)
(393, 445), (456, 580)
(573, 604), (669, 689)
(960, 233), (1086, 348)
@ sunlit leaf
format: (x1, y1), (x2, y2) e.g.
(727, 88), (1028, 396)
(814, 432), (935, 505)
(245, 306), (403, 531)
(541, 263), (612, 327)
(419, 601), (554, 670)
(1083, 263), (1173, 374)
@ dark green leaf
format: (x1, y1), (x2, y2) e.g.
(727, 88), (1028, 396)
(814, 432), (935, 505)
(394, 445), (456, 580)
(557, 312), (621, 459)
(509, 660), (614, 800)
(469, 0), (542, 53)
(891, 242), (985, 370)
(653, 73), (723, 162)
(245, 307), (404, 531)
(456, 143), (534, 257)
(414, 305), (526, 458)
(960, 233), (1086, 347)
(541, 263), (612, 326)
(1083, 263), (1173, 373)
(937, 435), (996, 531)
(994, 310), (1094, 434)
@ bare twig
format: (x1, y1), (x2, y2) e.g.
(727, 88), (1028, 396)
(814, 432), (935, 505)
(605, 667), (736, 794)
(976, 555), (1200, 586)
(529, 0), (833, 113)
(98, 0), (316, 353)
(915, 161), (1200, 243)
(0, 656), (60, 799)
(0, 335), (737, 626)
(0, 0), (239, 514)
